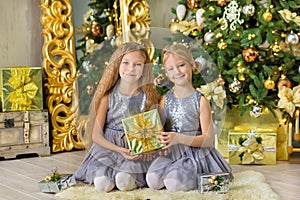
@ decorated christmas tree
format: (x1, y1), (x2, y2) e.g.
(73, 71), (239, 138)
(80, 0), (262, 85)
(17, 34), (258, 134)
(167, 0), (300, 122)
(75, 0), (122, 114)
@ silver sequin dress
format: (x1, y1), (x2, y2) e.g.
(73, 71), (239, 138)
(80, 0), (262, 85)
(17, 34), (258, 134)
(148, 90), (232, 189)
(74, 84), (148, 187)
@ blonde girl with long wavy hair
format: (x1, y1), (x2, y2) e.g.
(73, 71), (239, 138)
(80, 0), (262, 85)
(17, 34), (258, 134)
(74, 42), (159, 192)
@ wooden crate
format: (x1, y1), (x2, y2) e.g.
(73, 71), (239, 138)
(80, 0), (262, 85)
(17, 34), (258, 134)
(0, 110), (50, 159)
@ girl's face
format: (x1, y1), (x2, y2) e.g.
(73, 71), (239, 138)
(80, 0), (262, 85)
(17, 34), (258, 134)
(119, 51), (145, 83)
(164, 53), (193, 86)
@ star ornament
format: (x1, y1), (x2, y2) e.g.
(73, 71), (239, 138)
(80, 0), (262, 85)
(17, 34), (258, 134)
(277, 85), (300, 116)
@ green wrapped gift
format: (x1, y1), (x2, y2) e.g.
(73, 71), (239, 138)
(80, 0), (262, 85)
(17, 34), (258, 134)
(0, 66), (43, 112)
(122, 109), (165, 155)
(228, 130), (277, 165)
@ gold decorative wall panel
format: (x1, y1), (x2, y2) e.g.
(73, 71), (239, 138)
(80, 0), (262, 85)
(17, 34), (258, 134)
(40, 0), (83, 152)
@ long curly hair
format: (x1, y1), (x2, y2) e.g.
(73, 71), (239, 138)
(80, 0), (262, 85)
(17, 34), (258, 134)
(83, 42), (159, 149)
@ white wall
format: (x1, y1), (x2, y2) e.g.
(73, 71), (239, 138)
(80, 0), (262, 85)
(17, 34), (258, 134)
(0, 0), (43, 67)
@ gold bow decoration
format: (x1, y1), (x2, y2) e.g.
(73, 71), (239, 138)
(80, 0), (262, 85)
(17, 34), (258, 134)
(7, 68), (39, 111)
(278, 9), (300, 26)
(238, 137), (264, 164)
(44, 167), (61, 182)
(277, 85), (300, 117)
(126, 113), (163, 154)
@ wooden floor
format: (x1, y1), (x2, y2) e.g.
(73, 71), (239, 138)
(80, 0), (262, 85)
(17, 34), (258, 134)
(0, 150), (300, 200)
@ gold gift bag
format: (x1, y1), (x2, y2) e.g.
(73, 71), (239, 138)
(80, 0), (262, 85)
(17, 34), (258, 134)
(122, 109), (165, 155)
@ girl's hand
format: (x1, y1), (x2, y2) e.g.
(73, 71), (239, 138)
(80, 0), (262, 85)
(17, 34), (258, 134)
(158, 131), (180, 148)
(158, 147), (171, 156)
(118, 147), (141, 160)
(142, 152), (157, 162)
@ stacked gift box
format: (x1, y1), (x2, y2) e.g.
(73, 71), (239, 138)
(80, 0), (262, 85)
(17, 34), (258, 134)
(0, 66), (50, 159)
(216, 107), (288, 163)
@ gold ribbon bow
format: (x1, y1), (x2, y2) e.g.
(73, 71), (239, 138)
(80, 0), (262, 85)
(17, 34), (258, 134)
(127, 114), (162, 154)
(239, 139), (265, 164)
(278, 9), (300, 26)
(7, 68), (39, 111)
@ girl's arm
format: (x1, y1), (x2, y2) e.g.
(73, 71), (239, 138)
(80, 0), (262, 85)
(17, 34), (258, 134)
(92, 94), (140, 160)
(159, 96), (215, 148)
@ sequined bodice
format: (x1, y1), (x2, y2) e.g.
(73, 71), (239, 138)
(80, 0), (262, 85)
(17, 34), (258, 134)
(164, 90), (202, 134)
(105, 84), (146, 130)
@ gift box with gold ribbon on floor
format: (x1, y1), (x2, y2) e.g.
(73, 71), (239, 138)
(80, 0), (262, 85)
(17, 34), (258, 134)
(122, 109), (165, 155)
(228, 130), (277, 165)
(0, 66), (43, 112)
(216, 107), (288, 161)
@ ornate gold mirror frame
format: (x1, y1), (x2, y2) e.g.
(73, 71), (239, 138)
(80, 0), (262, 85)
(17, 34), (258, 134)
(40, 0), (151, 152)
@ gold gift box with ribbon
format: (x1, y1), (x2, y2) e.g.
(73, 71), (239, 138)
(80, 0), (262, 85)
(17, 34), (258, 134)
(0, 66), (43, 112)
(122, 109), (165, 155)
(228, 130), (277, 165)
(216, 107), (288, 161)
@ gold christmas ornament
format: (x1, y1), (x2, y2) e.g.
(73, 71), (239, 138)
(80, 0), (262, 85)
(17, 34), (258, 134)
(218, 39), (227, 50)
(170, 21), (180, 33)
(91, 21), (104, 37)
(262, 11), (273, 22)
(242, 48), (259, 62)
(238, 74), (245, 81)
(271, 42), (281, 53)
(217, 0), (226, 6)
(87, 85), (94, 95)
(187, 0), (199, 9)
(216, 76), (225, 86)
(264, 77), (275, 89)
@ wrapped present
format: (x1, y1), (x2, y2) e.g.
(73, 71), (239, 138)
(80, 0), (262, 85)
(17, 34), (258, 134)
(122, 109), (165, 155)
(198, 172), (230, 194)
(216, 107), (288, 161)
(38, 168), (76, 193)
(0, 66), (43, 112)
(228, 130), (277, 165)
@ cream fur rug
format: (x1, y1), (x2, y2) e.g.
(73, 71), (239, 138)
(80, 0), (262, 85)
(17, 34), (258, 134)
(55, 170), (280, 200)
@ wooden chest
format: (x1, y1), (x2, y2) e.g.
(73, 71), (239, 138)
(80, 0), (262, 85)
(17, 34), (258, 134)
(0, 110), (51, 159)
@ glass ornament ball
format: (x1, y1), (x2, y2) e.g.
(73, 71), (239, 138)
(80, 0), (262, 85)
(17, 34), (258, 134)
(285, 32), (299, 45)
(242, 48), (259, 62)
(91, 21), (104, 37)
(229, 78), (241, 93)
(277, 76), (292, 88)
(187, 0), (199, 9)
(250, 105), (263, 118)
(204, 31), (214, 43)
(242, 4), (255, 16)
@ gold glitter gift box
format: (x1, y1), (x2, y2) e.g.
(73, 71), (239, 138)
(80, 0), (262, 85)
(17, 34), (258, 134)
(122, 109), (165, 155)
(228, 130), (277, 165)
(0, 66), (43, 112)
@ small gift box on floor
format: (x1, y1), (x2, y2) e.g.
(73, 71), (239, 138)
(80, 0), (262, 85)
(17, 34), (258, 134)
(228, 129), (277, 165)
(198, 172), (230, 194)
(38, 168), (76, 193)
(0, 66), (43, 112)
(122, 109), (164, 155)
